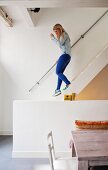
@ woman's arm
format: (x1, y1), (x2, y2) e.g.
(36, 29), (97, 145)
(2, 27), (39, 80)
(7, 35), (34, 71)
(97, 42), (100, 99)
(50, 32), (69, 46)
(59, 32), (69, 45)
(50, 33), (59, 44)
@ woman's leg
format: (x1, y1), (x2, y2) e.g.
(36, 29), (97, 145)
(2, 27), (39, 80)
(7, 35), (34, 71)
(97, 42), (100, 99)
(56, 54), (71, 90)
(56, 77), (62, 90)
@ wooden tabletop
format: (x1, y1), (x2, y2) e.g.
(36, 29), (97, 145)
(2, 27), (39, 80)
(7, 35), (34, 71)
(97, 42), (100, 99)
(72, 130), (108, 161)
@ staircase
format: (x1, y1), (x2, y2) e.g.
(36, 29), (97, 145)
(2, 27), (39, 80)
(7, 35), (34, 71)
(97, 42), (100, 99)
(66, 43), (108, 94)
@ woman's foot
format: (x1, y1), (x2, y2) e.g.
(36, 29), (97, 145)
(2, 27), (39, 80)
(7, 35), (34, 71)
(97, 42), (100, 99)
(53, 89), (61, 97)
(63, 83), (71, 91)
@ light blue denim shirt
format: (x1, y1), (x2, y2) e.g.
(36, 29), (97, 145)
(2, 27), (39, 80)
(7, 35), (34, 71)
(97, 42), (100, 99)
(51, 32), (71, 56)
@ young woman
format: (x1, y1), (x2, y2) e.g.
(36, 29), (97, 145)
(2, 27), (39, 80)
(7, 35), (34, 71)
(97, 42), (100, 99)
(50, 24), (71, 96)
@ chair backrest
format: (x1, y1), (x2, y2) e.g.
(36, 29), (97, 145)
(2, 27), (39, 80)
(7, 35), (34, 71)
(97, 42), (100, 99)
(47, 131), (56, 170)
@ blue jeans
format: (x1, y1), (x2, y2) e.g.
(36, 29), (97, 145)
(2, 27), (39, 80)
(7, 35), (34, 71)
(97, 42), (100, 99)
(56, 54), (71, 90)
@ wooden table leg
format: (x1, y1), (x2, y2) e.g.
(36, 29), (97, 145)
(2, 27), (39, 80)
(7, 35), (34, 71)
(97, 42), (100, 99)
(78, 160), (88, 170)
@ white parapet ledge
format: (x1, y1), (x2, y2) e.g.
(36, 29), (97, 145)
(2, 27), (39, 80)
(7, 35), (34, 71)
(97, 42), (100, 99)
(13, 100), (108, 158)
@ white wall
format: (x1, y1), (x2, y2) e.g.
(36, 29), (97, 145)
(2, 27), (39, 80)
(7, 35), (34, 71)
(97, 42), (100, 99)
(0, 7), (108, 133)
(0, 34), (3, 132)
(13, 100), (108, 158)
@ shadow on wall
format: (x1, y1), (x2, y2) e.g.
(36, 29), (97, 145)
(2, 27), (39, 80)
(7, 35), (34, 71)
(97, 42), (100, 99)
(0, 28), (4, 131)
(0, 61), (14, 132)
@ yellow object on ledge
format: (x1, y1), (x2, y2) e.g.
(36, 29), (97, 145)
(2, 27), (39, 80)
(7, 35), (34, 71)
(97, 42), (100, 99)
(64, 93), (76, 101)
(64, 94), (72, 101)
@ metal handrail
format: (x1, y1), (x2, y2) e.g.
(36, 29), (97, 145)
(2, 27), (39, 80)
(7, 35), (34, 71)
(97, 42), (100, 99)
(29, 10), (108, 92)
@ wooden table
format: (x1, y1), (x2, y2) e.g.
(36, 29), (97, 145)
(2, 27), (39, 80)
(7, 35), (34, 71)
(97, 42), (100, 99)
(71, 130), (108, 170)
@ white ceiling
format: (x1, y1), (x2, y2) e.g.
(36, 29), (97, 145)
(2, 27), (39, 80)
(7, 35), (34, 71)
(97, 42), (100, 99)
(0, 1), (108, 27)
(0, 0), (108, 8)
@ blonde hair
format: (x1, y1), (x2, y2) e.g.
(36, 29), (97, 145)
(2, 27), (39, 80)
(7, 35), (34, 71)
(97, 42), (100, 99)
(53, 24), (65, 33)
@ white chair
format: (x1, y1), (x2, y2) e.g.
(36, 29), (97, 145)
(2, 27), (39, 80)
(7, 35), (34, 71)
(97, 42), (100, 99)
(47, 131), (78, 170)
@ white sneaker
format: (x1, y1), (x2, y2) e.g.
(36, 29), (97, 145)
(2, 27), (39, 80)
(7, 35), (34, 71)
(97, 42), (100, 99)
(53, 90), (61, 97)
